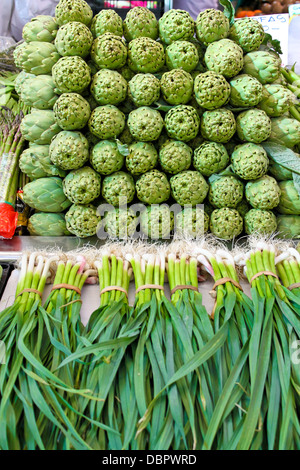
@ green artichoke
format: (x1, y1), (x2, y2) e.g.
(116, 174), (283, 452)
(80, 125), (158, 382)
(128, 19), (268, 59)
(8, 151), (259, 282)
(53, 93), (91, 130)
(91, 10), (123, 38)
(124, 7), (158, 41)
(201, 108), (236, 143)
(91, 33), (128, 70)
(245, 175), (281, 210)
(52, 56), (91, 94)
(28, 213), (70, 236)
(236, 109), (271, 143)
(14, 71), (35, 95)
(127, 107), (164, 142)
(231, 143), (269, 180)
(104, 207), (138, 239)
(165, 105), (200, 142)
(276, 215), (300, 239)
(13, 41), (60, 75)
(196, 9), (229, 45)
(20, 109), (61, 145)
(268, 162), (293, 181)
(269, 117), (300, 148)
(49, 131), (89, 170)
(204, 39), (244, 79)
(55, 0), (93, 26)
(63, 167), (101, 205)
(229, 74), (263, 108)
(140, 205), (174, 239)
(90, 140), (124, 175)
(193, 141), (229, 177)
(136, 169), (170, 204)
(65, 204), (101, 238)
(161, 69), (193, 105)
(90, 69), (127, 106)
(19, 145), (66, 179)
(128, 37), (165, 74)
(23, 176), (71, 213)
(170, 170), (209, 205)
(165, 40), (199, 73)
(54, 21), (93, 58)
(88, 105), (125, 140)
(209, 176), (244, 209)
(158, 9), (194, 45)
(210, 207), (243, 240)
(175, 207), (209, 238)
(258, 84), (295, 117)
(277, 180), (300, 215)
(242, 51), (281, 84)
(128, 73), (161, 107)
(126, 142), (158, 176)
(229, 18), (265, 53)
(244, 209), (277, 235)
(22, 15), (59, 43)
(20, 74), (58, 110)
(159, 139), (192, 175)
(194, 71), (231, 110)
(102, 171), (135, 207)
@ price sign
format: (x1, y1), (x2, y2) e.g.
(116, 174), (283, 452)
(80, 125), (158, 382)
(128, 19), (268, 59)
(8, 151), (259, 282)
(253, 14), (289, 66)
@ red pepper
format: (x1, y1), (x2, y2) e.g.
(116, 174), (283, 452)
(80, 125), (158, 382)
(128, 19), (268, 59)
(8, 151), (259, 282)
(0, 203), (18, 239)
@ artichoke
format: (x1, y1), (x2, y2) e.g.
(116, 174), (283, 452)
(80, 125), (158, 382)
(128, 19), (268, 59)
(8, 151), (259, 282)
(124, 7), (158, 41)
(140, 205), (174, 239)
(269, 117), (300, 148)
(165, 105), (200, 142)
(102, 171), (135, 207)
(136, 169), (170, 204)
(209, 176), (244, 209)
(54, 21), (93, 58)
(196, 9), (229, 45)
(277, 180), (300, 215)
(242, 51), (281, 84)
(65, 204), (101, 238)
(175, 207), (209, 238)
(49, 131), (89, 170)
(194, 71), (231, 110)
(244, 209), (277, 235)
(20, 75), (58, 110)
(128, 37), (165, 73)
(63, 166), (101, 205)
(158, 9), (194, 45)
(23, 177), (71, 213)
(204, 39), (244, 79)
(90, 69), (127, 106)
(88, 105), (125, 140)
(268, 162), (293, 181)
(14, 71), (35, 95)
(193, 141), (229, 177)
(159, 139), (192, 175)
(245, 175), (281, 210)
(52, 56), (91, 94)
(91, 33), (128, 70)
(90, 140), (124, 175)
(28, 213), (70, 236)
(19, 145), (66, 179)
(126, 142), (158, 176)
(104, 207), (138, 239)
(53, 93), (91, 130)
(229, 74), (263, 108)
(170, 170), (209, 205)
(165, 40), (199, 73)
(231, 143), (269, 180)
(236, 109), (271, 143)
(229, 18), (265, 53)
(210, 207), (243, 240)
(128, 73), (161, 107)
(13, 41), (60, 75)
(258, 84), (295, 117)
(22, 15), (59, 43)
(201, 108), (236, 143)
(161, 69), (193, 105)
(91, 10), (123, 38)
(55, 0), (93, 26)
(127, 107), (164, 142)
(20, 109), (61, 145)
(276, 215), (300, 239)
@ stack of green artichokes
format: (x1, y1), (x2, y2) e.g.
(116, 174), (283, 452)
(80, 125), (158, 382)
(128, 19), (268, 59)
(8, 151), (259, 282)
(15, 0), (300, 240)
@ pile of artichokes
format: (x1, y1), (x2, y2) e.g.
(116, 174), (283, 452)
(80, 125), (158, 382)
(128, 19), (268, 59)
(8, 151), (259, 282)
(15, 0), (300, 240)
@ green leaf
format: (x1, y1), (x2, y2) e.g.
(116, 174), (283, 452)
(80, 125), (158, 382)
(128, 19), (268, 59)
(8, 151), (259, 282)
(261, 142), (300, 175)
(261, 33), (283, 55)
(293, 172), (300, 196)
(219, 0), (235, 26)
(115, 139), (130, 157)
